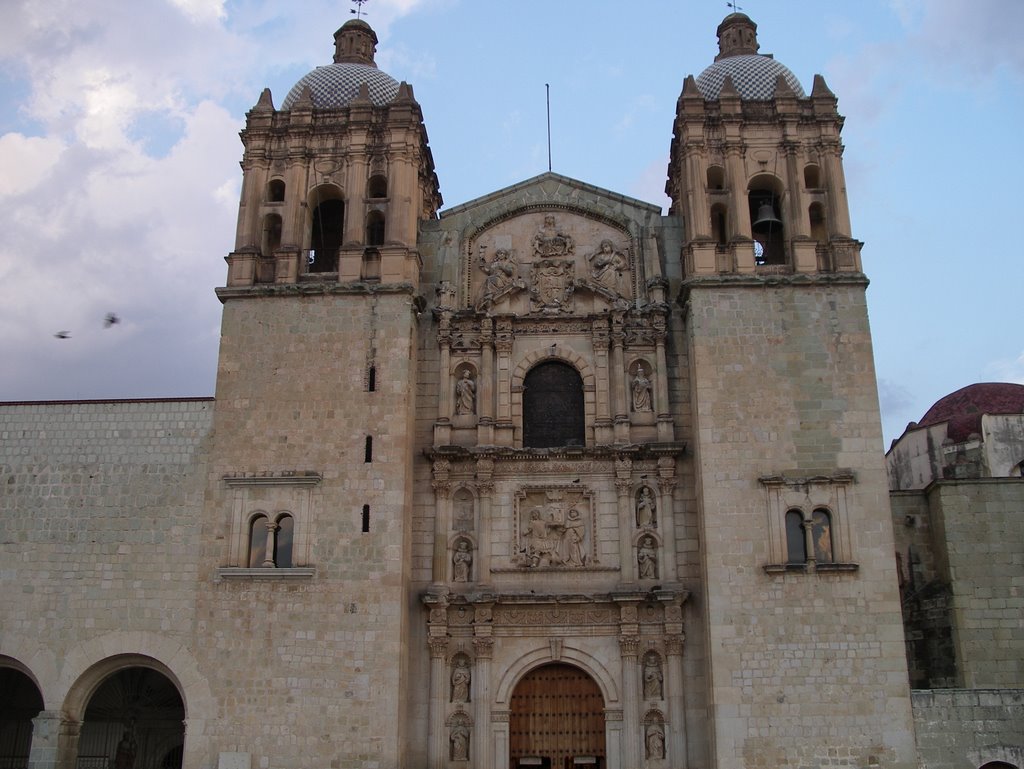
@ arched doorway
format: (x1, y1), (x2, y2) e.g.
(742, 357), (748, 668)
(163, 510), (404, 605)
(0, 666), (45, 769)
(523, 361), (585, 448)
(510, 663), (606, 769)
(78, 667), (184, 769)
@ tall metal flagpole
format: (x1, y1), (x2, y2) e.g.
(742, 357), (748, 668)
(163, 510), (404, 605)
(546, 84), (552, 172)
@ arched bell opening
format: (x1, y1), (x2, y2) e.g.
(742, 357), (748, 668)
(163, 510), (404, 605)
(509, 663), (606, 769)
(306, 185), (345, 273)
(266, 178), (286, 203)
(0, 665), (45, 768)
(748, 176), (785, 266)
(78, 666), (185, 769)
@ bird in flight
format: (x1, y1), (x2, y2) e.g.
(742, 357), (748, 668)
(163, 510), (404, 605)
(104, 313), (120, 328)
(54, 331), (70, 339)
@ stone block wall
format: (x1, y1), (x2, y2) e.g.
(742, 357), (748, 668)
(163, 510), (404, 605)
(0, 398), (211, 706)
(684, 279), (917, 768)
(912, 688), (1024, 769)
(195, 290), (420, 769)
(925, 480), (1024, 689)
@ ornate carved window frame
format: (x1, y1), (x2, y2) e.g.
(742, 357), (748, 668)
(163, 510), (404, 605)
(218, 474), (321, 578)
(759, 472), (858, 574)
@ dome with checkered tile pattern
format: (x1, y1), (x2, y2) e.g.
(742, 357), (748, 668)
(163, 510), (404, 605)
(281, 19), (400, 110)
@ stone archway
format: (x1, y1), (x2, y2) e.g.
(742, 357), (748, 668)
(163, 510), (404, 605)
(77, 667), (184, 769)
(509, 663), (606, 769)
(0, 665), (45, 767)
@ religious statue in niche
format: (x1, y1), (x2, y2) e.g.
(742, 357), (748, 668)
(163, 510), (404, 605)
(450, 723), (470, 761)
(632, 364), (653, 412)
(452, 540), (473, 583)
(436, 280), (457, 309)
(645, 722), (666, 760)
(455, 370), (476, 415)
(642, 652), (664, 700)
(588, 239), (627, 293)
(517, 492), (592, 569)
(529, 258), (575, 314)
(637, 535), (658, 579)
(532, 214), (575, 258)
(450, 656), (471, 703)
(636, 486), (657, 528)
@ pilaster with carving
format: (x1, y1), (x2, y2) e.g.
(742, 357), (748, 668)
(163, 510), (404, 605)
(475, 459), (495, 584)
(424, 593), (450, 769)
(432, 459), (452, 584)
(615, 455), (635, 583)
(656, 456), (678, 581)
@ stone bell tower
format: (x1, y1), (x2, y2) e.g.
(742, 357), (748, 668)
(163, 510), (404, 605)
(199, 18), (440, 769)
(667, 13), (918, 769)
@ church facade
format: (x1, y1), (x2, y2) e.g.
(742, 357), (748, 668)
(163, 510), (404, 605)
(4, 13), (1015, 769)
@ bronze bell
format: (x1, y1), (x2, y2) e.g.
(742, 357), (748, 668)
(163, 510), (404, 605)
(752, 201), (782, 233)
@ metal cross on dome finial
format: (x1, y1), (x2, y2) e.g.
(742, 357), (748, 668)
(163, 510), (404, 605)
(726, 1), (744, 11)
(351, 0), (369, 19)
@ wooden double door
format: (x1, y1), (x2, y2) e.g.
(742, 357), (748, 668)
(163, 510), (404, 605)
(509, 663), (606, 769)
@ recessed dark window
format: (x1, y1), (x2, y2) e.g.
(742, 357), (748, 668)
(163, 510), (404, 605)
(523, 361), (585, 448)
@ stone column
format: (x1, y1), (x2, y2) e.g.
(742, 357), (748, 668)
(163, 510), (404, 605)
(432, 460), (452, 584)
(665, 633), (687, 768)
(685, 149), (710, 240)
(618, 634), (641, 769)
(261, 519), (280, 567)
(610, 314), (629, 443)
(494, 319), (515, 446)
(491, 711), (510, 769)
(656, 457), (678, 582)
(604, 709), (623, 769)
(783, 140), (807, 238)
(615, 456), (635, 583)
(424, 596), (449, 769)
(823, 139), (852, 237)
(55, 718), (80, 769)
(653, 316), (673, 442)
(478, 320), (495, 445)
(27, 711), (60, 769)
(475, 458), (494, 584)
(472, 627), (494, 769)
(592, 319), (614, 444)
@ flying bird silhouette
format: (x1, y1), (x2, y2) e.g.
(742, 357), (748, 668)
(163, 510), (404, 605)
(104, 313), (120, 328)
(54, 331), (70, 339)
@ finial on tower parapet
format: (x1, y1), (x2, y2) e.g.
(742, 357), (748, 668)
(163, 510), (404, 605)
(351, 0), (369, 20)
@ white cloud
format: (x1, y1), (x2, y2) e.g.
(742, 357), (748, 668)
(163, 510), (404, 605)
(0, 133), (66, 197)
(168, 0), (226, 25)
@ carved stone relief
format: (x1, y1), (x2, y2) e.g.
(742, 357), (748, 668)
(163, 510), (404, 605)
(642, 652), (664, 700)
(450, 654), (471, 703)
(455, 370), (476, 415)
(452, 539), (473, 583)
(466, 210), (634, 313)
(631, 363), (653, 412)
(637, 535), (658, 580)
(636, 486), (657, 529)
(513, 486), (598, 569)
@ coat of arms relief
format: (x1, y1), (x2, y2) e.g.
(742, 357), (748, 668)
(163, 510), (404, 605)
(472, 213), (633, 313)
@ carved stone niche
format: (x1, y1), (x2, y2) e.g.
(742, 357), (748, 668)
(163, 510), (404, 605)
(511, 485), (598, 569)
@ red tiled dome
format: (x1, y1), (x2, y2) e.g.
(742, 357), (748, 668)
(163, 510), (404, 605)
(917, 383), (1024, 442)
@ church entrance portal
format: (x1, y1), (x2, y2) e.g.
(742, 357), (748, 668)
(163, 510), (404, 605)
(509, 663), (606, 769)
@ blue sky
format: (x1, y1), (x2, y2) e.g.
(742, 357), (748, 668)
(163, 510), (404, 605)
(0, 0), (1020, 448)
